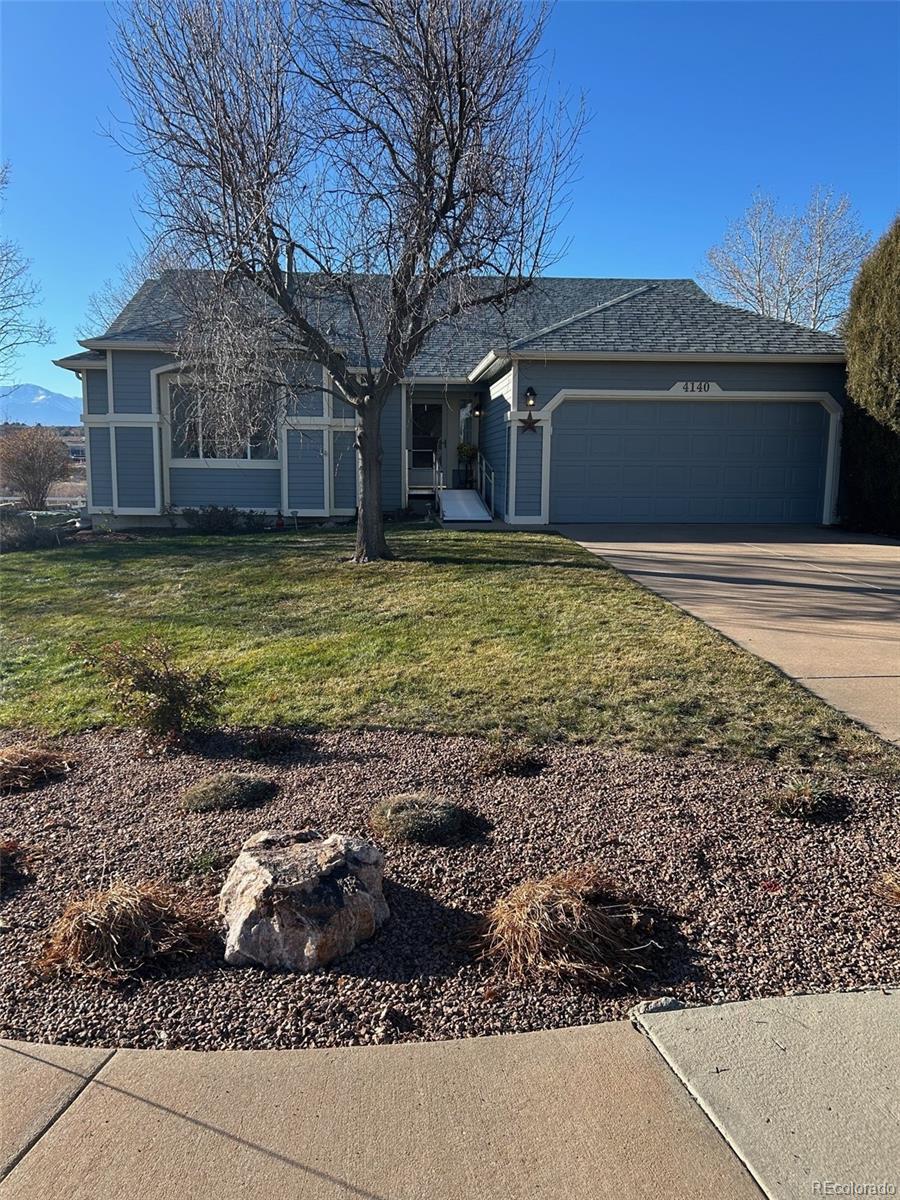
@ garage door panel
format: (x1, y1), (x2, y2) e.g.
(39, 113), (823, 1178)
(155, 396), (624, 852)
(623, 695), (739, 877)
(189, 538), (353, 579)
(549, 399), (828, 524)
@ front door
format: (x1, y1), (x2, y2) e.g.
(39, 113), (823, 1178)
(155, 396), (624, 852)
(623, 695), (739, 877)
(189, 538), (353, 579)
(409, 402), (443, 489)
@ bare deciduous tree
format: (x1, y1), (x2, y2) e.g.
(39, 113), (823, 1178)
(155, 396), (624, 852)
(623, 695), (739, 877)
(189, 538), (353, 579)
(0, 426), (70, 510)
(0, 165), (52, 380)
(703, 188), (871, 331)
(112, 0), (581, 560)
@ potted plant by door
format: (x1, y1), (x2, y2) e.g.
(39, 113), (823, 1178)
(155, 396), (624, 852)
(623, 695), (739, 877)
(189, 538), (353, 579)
(456, 442), (478, 488)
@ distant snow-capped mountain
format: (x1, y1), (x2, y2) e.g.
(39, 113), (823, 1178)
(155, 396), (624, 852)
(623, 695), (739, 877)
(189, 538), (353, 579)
(0, 384), (82, 426)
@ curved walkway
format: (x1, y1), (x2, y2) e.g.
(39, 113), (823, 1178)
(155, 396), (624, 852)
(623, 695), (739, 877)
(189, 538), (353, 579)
(2, 991), (897, 1199)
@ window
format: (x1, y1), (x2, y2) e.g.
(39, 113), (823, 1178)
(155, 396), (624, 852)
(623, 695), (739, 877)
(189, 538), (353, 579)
(170, 384), (278, 461)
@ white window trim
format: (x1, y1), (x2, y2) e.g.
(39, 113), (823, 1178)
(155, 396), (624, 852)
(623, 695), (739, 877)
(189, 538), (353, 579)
(504, 388), (843, 527)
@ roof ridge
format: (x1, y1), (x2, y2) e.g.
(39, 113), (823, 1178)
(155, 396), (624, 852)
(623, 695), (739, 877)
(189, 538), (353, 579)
(508, 284), (657, 350)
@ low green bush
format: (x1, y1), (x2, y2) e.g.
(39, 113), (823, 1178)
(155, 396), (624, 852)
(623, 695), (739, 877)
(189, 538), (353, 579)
(179, 771), (277, 812)
(0, 509), (68, 553)
(370, 791), (466, 844)
(181, 505), (270, 534)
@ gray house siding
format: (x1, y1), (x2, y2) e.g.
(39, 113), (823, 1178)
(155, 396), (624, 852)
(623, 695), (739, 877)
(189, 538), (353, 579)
(110, 350), (174, 413)
(88, 427), (113, 507)
(170, 467), (282, 509)
(85, 370), (109, 414)
(114, 426), (157, 508)
(332, 430), (357, 510)
(514, 426), (543, 517)
(478, 393), (509, 517)
(286, 429), (325, 510)
(516, 360), (847, 408)
(380, 389), (403, 510)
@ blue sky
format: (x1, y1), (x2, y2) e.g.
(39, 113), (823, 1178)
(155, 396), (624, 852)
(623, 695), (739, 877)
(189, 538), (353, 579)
(2, 0), (898, 395)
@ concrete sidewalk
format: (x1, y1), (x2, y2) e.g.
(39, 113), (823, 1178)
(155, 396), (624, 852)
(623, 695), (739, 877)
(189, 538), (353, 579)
(1, 1020), (758, 1200)
(560, 524), (900, 743)
(3, 992), (897, 1200)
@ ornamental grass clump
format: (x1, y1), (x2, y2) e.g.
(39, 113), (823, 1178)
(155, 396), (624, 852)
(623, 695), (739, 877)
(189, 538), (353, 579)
(370, 791), (466, 844)
(873, 870), (900, 906)
(36, 881), (210, 982)
(476, 735), (547, 779)
(0, 743), (72, 793)
(179, 771), (277, 812)
(766, 772), (834, 819)
(483, 865), (654, 987)
(83, 638), (223, 743)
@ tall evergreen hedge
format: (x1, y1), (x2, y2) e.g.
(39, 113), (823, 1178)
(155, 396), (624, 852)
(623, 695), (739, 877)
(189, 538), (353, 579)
(845, 217), (900, 434)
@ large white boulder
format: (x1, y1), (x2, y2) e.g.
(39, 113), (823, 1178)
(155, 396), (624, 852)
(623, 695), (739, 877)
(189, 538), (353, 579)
(219, 829), (389, 970)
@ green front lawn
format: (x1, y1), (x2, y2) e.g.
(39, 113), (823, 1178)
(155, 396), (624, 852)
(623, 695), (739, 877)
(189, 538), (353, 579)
(0, 526), (892, 771)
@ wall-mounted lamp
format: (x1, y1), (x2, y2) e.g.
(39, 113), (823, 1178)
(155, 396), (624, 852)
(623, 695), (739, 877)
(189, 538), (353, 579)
(472, 402), (483, 418)
(524, 387), (537, 407)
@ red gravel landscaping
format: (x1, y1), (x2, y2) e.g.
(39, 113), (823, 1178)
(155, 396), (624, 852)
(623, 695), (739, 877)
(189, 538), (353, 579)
(0, 728), (897, 1051)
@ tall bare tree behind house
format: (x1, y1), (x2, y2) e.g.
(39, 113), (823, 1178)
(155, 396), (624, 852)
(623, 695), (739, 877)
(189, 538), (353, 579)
(113, 0), (582, 560)
(703, 188), (871, 332)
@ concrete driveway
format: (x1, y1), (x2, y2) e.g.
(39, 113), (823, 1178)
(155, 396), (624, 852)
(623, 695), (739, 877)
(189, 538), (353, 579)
(559, 524), (900, 744)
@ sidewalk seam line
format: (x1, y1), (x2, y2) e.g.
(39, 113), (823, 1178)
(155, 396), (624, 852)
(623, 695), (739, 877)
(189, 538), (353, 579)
(1, 1048), (118, 1183)
(632, 1017), (771, 1200)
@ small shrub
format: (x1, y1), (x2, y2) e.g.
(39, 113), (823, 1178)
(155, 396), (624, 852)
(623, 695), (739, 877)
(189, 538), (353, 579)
(241, 509), (268, 533)
(482, 865), (653, 987)
(0, 743), (72, 793)
(0, 837), (30, 892)
(370, 791), (466, 844)
(179, 771), (276, 812)
(181, 506), (269, 535)
(83, 638), (223, 743)
(477, 735), (547, 778)
(36, 881), (211, 982)
(766, 773), (834, 819)
(171, 849), (231, 880)
(0, 509), (66, 554)
(873, 870), (900, 906)
(246, 726), (297, 759)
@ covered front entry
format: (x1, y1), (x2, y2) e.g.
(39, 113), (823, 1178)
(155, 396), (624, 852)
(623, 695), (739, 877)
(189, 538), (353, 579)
(549, 398), (831, 524)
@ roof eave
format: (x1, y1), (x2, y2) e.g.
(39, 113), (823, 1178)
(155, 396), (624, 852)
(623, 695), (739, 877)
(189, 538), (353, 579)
(79, 338), (177, 352)
(504, 350), (845, 364)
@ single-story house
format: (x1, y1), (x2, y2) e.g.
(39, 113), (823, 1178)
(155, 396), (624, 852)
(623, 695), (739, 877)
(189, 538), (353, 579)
(55, 275), (846, 527)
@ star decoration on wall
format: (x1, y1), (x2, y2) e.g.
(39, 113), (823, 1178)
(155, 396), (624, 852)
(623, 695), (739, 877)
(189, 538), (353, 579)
(518, 411), (540, 433)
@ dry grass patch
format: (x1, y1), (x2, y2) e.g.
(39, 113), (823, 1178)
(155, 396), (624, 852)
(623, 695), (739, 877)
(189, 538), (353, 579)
(36, 881), (211, 982)
(0, 743), (72, 793)
(370, 791), (466, 844)
(483, 865), (654, 987)
(873, 871), (900, 906)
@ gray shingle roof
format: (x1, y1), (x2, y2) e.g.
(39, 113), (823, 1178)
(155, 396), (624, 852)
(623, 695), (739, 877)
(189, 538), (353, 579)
(81, 272), (844, 375)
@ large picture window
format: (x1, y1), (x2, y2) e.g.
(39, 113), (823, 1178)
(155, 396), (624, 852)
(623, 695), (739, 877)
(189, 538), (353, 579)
(170, 384), (278, 461)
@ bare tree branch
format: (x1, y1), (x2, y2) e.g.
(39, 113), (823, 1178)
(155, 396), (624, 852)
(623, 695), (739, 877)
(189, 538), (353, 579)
(111, 0), (582, 559)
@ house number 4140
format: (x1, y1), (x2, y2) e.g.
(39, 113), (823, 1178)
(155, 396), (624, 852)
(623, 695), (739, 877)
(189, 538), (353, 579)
(682, 381), (712, 393)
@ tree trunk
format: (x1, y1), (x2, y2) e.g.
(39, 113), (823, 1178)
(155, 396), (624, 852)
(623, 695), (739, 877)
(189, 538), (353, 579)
(353, 396), (393, 562)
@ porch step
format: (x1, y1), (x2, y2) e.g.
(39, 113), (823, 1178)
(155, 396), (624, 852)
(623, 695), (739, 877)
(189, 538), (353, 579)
(438, 489), (492, 522)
